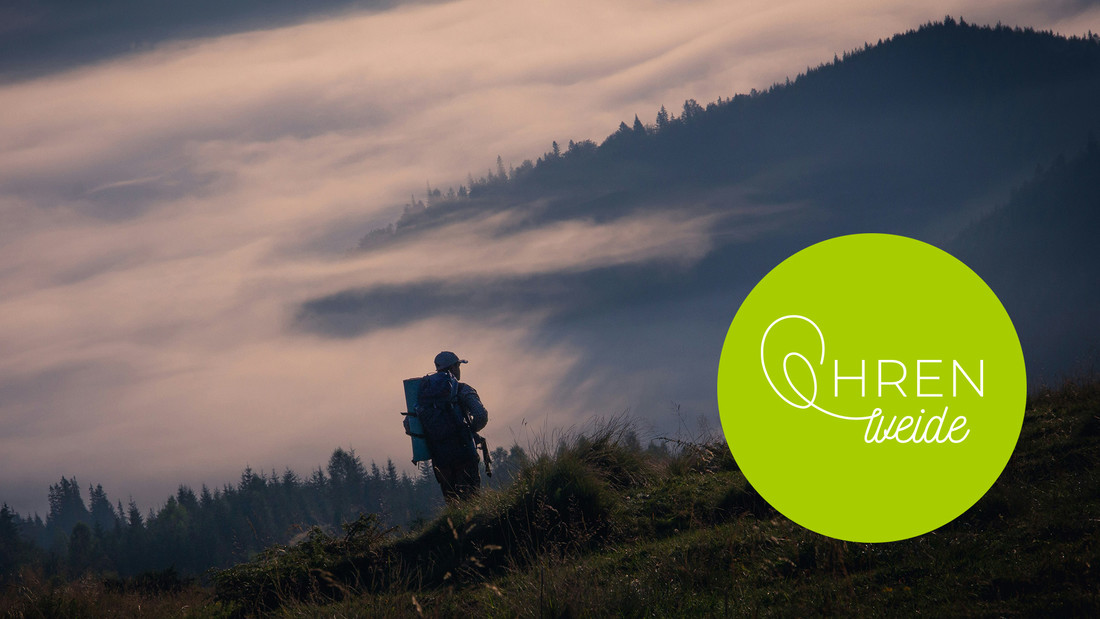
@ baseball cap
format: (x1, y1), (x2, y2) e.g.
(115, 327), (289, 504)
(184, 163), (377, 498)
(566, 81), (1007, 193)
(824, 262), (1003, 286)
(434, 351), (469, 370)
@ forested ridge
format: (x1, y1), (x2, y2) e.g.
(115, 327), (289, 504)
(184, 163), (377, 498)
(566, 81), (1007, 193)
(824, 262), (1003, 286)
(359, 17), (1100, 246)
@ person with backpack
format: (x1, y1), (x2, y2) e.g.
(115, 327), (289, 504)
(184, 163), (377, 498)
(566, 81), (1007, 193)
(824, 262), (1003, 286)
(416, 351), (489, 503)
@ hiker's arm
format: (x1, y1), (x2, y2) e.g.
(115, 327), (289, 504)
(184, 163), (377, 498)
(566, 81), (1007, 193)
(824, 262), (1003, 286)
(457, 383), (488, 432)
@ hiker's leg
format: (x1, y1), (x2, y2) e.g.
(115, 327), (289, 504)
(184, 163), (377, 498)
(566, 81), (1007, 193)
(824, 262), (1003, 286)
(433, 462), (461, 504)
(453, 458), (481, 501)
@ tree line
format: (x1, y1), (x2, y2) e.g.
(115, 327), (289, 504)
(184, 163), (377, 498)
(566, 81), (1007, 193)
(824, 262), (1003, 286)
(0, 445), (528, 582)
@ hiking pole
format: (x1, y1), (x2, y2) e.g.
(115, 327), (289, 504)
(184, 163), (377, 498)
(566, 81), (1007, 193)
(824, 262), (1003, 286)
(464, 409), (493, 478)
(476, 434), (493, 477)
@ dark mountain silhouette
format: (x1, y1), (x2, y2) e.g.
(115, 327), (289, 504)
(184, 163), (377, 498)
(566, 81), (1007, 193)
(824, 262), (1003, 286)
(359, 17), (1100, 242)
(301, 18), (1100, 406)
(950, 138), (1100, 380)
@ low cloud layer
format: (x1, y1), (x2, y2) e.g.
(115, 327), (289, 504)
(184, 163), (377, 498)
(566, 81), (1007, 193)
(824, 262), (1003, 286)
(1, 0), (1097, 516)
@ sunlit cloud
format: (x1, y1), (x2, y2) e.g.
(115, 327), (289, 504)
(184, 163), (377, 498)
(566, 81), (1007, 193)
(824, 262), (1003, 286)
(1, 0), (1096, 515)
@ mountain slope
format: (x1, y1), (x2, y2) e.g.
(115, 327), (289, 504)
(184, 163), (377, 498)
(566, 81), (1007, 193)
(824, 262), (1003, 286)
(300, 19), (1100, 416)
(363, 18), (1100, 241)
(951, 139), (1100, 380)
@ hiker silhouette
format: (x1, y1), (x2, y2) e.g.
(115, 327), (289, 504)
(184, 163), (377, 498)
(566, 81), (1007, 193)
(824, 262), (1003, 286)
(416, 351), (489, 503)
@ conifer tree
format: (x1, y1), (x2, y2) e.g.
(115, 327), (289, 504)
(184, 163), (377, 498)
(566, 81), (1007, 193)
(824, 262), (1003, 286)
(656, 105), (670, 130)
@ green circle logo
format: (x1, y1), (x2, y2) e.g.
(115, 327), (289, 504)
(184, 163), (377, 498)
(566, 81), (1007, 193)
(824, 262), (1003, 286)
(717, 234), (1026, 542)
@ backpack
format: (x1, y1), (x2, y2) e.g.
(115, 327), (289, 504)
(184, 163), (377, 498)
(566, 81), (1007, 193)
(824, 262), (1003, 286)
(402, 377), (432, 463)
(414, 372), (477, 465)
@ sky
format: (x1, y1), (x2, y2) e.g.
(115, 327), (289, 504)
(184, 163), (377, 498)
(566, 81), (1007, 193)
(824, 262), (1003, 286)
(1, 0), (1098, 517)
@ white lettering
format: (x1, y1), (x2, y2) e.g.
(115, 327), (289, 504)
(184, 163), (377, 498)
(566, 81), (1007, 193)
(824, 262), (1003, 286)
(760, 316), (976, 443)
(877, 360), (907, 397)
(863, 407), (965, 444)
(834, 359), (867, 397)
(953, 360), (984, 397)
(916, 360), (943, 397)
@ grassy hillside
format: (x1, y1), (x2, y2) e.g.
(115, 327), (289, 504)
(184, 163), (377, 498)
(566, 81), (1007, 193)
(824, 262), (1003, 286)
(214, 379), (1100, 617)
(8, 378), (1094, 617)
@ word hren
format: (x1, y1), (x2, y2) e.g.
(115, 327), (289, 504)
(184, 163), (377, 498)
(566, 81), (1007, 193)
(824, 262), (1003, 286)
(760, 315), (982, 444)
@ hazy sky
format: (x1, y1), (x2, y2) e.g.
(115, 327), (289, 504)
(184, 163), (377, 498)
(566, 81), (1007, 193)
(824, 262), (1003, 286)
(1, 0), (1098, 516)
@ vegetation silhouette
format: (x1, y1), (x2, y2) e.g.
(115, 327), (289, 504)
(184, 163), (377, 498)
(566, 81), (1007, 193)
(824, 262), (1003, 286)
(1, 446), (528, 581)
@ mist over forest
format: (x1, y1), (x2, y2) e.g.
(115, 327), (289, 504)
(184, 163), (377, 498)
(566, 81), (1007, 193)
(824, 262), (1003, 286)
(2, 16), (1099, 584)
